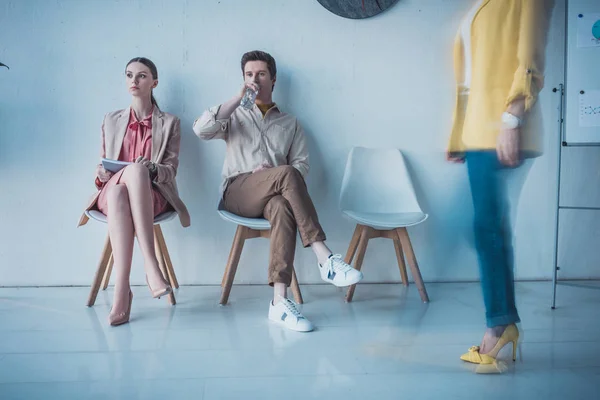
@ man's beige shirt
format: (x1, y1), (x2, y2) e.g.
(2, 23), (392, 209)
(194, 104), (309, 195)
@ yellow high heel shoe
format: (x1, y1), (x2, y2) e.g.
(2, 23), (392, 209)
(460, 324), (519, 364)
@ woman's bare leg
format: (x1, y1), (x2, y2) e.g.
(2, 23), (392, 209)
(119, 163), (169, 292)
(106, 184), (135, 315)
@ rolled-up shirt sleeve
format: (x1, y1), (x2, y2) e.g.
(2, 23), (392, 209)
(193, 105), (230, 140)
(505, 0), (552, 111)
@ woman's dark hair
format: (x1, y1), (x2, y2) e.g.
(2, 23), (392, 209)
(126, 57), (159, 107)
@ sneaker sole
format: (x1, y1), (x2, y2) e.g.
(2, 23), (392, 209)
(268, 316), (314, 332)
(321, 273), (364, 288)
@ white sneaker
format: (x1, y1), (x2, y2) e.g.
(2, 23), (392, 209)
(268, 296), (314, 332)
(318, 254), (363, 287)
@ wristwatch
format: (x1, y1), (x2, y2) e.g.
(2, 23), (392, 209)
(149, 162), (158, 177)
(501, 112), (522, 129)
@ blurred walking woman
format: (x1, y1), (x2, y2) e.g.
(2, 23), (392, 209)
(446, 0), (553, 366)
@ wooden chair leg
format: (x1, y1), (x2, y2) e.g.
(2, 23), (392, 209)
(344, 224), (363, 265)
(87, 234), (112, 307)
(396, 228), (429, 303)
(159, 242), (176, 297)
(221, 269), (228, 287)
(221, 227), (260, 287)
(155, 225), (178, 289)
(393, 236), (409, 287)
(154, 226), (176, 305)
(346, 226), (370, 302)
(220, 225), (247, 305)
(101, 254), (114, 290)
(221, 234), (236, 288)
(290, 268), (303, 305)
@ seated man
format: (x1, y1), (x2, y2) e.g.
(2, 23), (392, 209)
(194, 50), (363, 332)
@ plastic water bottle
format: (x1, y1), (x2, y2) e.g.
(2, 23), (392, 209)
(240, 86), (259, 110)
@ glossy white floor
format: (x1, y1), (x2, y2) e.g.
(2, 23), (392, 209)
(0, 282), (599, 399)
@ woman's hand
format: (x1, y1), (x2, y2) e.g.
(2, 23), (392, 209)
(498, 98), (525, 167)
(135, 156), (158, 178)
(135, 156), (153, 169)
(446, 151), (465, 164)
(496, 128), (521, 167)
(97, 166), (114, 183)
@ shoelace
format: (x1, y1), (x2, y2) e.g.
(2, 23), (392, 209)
(328, 254), (352, 274)
(279, 296), (303, 318)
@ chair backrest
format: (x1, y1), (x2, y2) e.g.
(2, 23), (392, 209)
(339, 147), (423, 214)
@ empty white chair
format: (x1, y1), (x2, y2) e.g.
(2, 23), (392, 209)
(339, 147), (429, 302)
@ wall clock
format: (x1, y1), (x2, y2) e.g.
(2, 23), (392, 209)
(317, 0), (400, 19)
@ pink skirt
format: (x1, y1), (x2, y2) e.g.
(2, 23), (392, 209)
(95, 169), (171, 217)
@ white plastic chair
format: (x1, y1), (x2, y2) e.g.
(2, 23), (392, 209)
(84, 210), (179, 306)
(217, 205), (303, 305)
(339, 147), (429, 303)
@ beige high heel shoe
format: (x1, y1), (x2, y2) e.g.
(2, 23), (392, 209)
(146, 275), (172, 299)
(108, 290), (133, 326)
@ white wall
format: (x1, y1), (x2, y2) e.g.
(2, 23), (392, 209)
(0, 0), (573, 286)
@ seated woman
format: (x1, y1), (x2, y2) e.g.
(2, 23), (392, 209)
(79, 57), (190, 326)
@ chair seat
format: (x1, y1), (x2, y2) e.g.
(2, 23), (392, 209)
(85, 210), (177, 225)
(217, 210), (271, 230)
(342, 210), (428, 229)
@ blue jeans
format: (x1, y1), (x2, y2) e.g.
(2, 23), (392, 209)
(466, 151), (529, 327)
